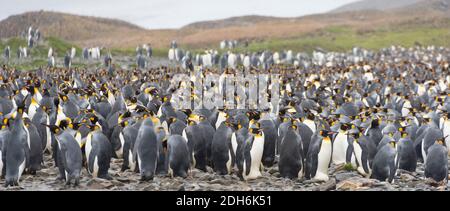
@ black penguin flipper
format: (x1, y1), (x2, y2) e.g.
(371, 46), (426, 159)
(361, 148), (370, 174)
(87, 148), (95, 174)
(388, 160), (396, 183)
(346, 143), (354, 164)
(244, 138), (253, 176)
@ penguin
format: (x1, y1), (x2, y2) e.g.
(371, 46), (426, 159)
(332, 123), (351, 165)
(259, 118), (277, 167)
(155, 126), (168, 175)
(232, 121), (249, 178)
(166, 135), (190, 178)
(211, 121), (234, 175)
(85, 125), (112, 179)
(24, 118), (43, 174)
(396, 131), (417, 172)
(183, 119), (206, 171)
(4, 108), (29, 187)
(242, 126), (265, 180)
(424, 138), (448, 183)
(278, 123), (304, 179)
(305, 130), (333, 182)
(0, 123), (11, 178)
(168, 117), (186, 135)
(133, 117), (158, 181)
(366, 118), (383, 147)
(42, 124), (82, 186)
(349, 131), (371, 176)
(371, 141), (397, 183)
(197, 114), (215, 166)
(32, 106), (51, 153)
(441, 112), (450, 155)
(421, 127), (443, 163)
(120, 119), (141, 171)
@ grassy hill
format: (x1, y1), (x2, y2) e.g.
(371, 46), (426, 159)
(0, 0), (449, 59)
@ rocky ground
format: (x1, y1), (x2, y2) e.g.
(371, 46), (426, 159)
(0, 154), (448, 191)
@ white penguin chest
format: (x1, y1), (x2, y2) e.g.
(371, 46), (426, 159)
(244, 134), (265, 180)
(443, 120), (450, 153)
(332, 132), (348, 164)
(304, 119), (316, 134)
(231, 132), (238, 155)
(216, 112), (226, 129)
(116, 132), (125, 159)
(85, 133), (93, 162)
(316, 141), (332, 177)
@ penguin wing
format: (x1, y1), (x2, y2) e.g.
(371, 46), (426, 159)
(388, 157), (397, 183)
(244, 138), (253, 176)
(346, 141), (354, 164)
(360, 142), (370, 173)
(308, 141), (321, 178)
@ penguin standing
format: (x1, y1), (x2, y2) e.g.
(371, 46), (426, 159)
(4, 108), (29, 187)
(49, 125), (82, 186)
(24, 118), (43, 174)
(305, 130), (333, 182)
(133, 118), (158, 181)
(278, 124), (304, 179)
(211, 121), (234, 175)
(349, 131), (371, 176)
(242, 126), (265, 180)
(332, 123), (351, 165)
(396, 131), (417, 172)
(166, 135), (190, 178)
(421, 127), (443, 163)
(260, 118), (277, 167)
(371, 141), (397, 183)
(85, 125), (112, 179)
(425, 139), (448, 183)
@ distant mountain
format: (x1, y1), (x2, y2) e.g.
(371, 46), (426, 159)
(182, 15), (291, 30)
(331, 0), (425, 13)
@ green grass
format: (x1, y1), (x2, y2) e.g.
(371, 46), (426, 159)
(2, 24), (450, 69)
(232, 25), (450, 53)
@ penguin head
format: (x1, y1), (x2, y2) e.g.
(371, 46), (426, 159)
(68, 122), (81, 130)
(388, 141), (396, 149)
(319, 130), (334, 141)
(88, 124), (101, 132)
(1, 118), (9, 129)
(249, 127), (262, 136)
(436, 137), (447, 147)
(43, 124), (62, 134)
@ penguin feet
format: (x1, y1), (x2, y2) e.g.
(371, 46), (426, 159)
(98, 174), (113, 180)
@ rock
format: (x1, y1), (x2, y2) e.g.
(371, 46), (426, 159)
(268, 167), (278, 174)
(336, 177), (375, 191)
(319, 179), (336, 191)
(335, 172), (360, 182)
(116, 177), (131, 183)
(86, 178), (114, 189)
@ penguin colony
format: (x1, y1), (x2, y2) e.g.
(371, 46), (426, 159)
(0, 44), (449, 189)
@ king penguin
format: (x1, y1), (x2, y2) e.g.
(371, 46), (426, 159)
(4, 106), (29, 187)
(211, 121), (234, 175)
(85, 125), (112, 179)
(167, 134), (190, 178)
(242, 126), (265, 180)
(424, 138), (448, 183)
(133, 117), (158, 181)
(371, 141), (397, 183)
(46, 125), (82, 186)
(279, 123), (304, 179)
(305, 130), (333, 182)
(396, 131), (417, 172)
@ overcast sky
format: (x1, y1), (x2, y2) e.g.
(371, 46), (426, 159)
(0, 0), (359, 29)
